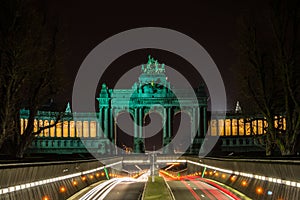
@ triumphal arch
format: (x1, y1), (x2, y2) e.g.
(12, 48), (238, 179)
(97, 56), (207, 154)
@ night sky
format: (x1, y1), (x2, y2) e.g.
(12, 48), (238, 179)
(44, 0), (267, 111)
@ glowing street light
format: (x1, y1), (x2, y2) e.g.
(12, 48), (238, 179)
(72, 180), (78, 186)
(256, 187), (263, 195)
(42, 196), (50, 200)
(59, 186), (66, 193)
(241, 180), (247, 186)
(230, 176), (236, 182)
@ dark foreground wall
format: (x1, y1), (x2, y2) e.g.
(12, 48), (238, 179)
(0, 157), (122, 200)
(186, 156), (300, 200)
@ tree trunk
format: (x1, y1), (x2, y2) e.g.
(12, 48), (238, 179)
(15, 139), (30, 159)
(279, 144), (295, 156)
(265, 142), (274, 156)
(265, 134), (274, 156)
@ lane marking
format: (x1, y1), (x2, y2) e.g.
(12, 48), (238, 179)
(186, 178), (216, 200)
(181, 180), (201, 200)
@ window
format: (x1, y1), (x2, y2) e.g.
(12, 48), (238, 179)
(50, 120), (55, 137)
(225, 119), (231, 136)
(238, 119), (244, 136)
(210, 120), (217, 136)
(83, 121), (89, 137)
(44, 120), (49, 137)
(218, 119), (224, 136)
(90, 121), (96, 137)
(39, 120), (44, 137)
(70, 121), (75, 137)
(76, 121), (82, 137)
(232, 119), (238, 136)
(56, 122), (62, 137)
(63, 121), (69, 137)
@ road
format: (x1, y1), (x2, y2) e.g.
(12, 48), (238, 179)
(70, 171), (238, 200)
(163, 175), (239, 200)
(69, 171), (149, 200)
(103, 181), (144, 200)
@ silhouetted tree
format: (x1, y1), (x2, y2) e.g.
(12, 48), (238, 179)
(0, 0), (64, 158)
(238, 0), (300, 156)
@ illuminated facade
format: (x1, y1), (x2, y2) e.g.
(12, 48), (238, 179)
(21, 57), (286, 155)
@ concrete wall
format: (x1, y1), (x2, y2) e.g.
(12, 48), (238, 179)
(186, 156), (300, 200)
(0, 157), (122, 200)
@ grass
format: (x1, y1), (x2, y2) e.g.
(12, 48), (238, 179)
(143, 176), (172, 200)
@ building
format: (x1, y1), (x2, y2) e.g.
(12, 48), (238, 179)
(21, 57), (286, 155)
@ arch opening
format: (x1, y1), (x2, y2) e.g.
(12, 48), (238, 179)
(172, 111), (191, 153)
(115, 112), (134, 154)
(143, 112), (163, 151)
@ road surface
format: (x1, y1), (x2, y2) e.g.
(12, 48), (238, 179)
(103, 181), (144, 200)
(163, 175), (239, 200)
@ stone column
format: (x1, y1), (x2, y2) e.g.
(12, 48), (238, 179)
(230, 118), (233, 136)
(166, 107), (173, 154)
(61, 120), (63, 138)
(191, 108), (196, 142)
(197, 107), (200, 137)
(256, 119), (259, 134)
(99, 108), (103, 138)
(134, 108), (138, 138)
(134, 108), (142, 153)
(163, 108), (167, 138)
(237, 118), (240, 136)
(87, 120), (90, 138)
(82, 120), (84, 137)
(54, 120), (57, 138)
(104, 108), (108, 138)
(139, 108), (143, 138)
(110, 109), (113, 139)
(203, 107), (207, 136)
(167, 107), (171, 138)
(68, 121), (70, 138)
(216, 118), (219, 136)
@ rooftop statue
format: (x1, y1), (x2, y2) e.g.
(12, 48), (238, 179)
(141, 55), (165, 74)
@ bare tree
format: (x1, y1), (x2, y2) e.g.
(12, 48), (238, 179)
(238, 0), (300, 156)
(0, 0), (64, 158)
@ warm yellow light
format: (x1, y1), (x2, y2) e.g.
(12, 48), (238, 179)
(42, 196), (50, 200)
(72, 180), (78, 186)
(256, 187), (263, 194)
(222, 174), (226, 179)
(241, 180), (247, 186)
(101, 172), (105, 176)
(89, 175), (94, 179)
(81, 176), (86, 181)
(204, 171), (208, 175)
(209, 171), (213, 175)
(59, 186), (66, 193)
(215, 172), (219, 177)
(230, 176), (236, 181)
(96, 173), (100, 177)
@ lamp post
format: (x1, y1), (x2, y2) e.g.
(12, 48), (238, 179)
(151, 146), (156, 182)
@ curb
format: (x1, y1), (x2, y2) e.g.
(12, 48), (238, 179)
(140, 176), (148, 200)
(162, 176), (175, 200)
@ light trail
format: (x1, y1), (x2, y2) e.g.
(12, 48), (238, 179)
(79, 177), (137, 200)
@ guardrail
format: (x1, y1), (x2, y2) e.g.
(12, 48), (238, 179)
(185, 156), (300, 200)
(1, 155), (299, 200)
(0, 157), (122, 200)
